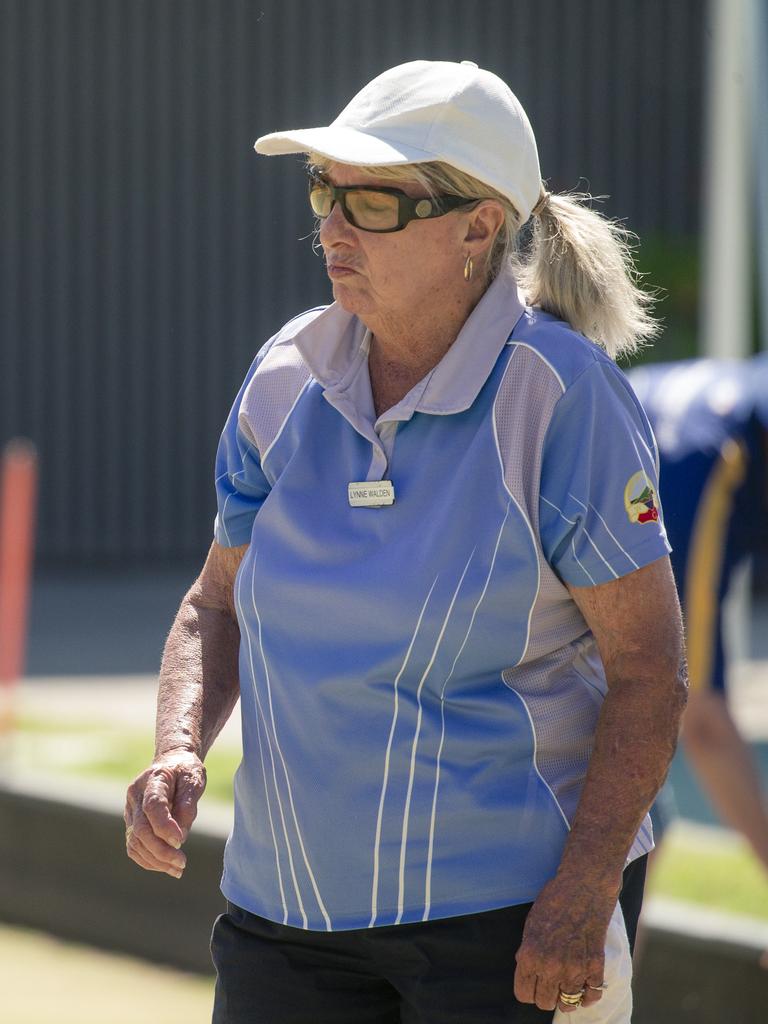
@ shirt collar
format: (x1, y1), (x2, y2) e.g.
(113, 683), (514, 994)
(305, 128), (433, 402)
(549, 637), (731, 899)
(289, 266), (526, 418)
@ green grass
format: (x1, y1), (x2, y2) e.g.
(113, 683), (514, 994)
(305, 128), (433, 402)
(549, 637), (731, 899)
(84, 735), (240, 803)
(12, 714), (241, 803)
(648, 828), (768, 921)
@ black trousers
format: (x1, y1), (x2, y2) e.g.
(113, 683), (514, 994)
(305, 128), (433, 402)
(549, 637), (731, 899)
(211, 855), (647, 1024)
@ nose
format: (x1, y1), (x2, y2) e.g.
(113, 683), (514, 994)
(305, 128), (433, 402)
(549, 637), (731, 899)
(319, 198), (355, 247)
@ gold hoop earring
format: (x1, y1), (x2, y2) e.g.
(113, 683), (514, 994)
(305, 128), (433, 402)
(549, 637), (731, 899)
(464, 255), (474, 282)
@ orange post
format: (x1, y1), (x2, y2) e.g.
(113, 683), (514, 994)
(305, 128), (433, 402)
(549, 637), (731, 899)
(0, 440), (38, 733)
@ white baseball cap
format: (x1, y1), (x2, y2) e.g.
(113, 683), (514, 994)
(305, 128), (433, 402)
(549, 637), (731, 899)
(254, 59), (543, 223)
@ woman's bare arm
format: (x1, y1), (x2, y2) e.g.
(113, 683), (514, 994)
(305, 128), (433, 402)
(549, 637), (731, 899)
(514, 556), (688, 1012)
(124, 541), (247, 878)
(154, 541), (246, 760)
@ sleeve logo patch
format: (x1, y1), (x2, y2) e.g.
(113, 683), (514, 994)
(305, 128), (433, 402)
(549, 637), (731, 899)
(624, 470), (659, 524)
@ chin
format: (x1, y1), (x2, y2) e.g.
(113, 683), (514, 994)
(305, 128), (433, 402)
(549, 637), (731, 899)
(332, 283), (373, 317)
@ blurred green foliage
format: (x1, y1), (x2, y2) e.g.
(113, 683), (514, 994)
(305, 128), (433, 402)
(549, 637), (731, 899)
(627, 233), (764, 367)
(622, 235), (700, 368)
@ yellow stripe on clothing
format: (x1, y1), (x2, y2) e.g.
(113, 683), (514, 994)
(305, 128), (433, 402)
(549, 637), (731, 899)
(684, 438), (748, 692)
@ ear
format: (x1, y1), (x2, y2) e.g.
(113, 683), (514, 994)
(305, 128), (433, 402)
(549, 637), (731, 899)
(463, 201), (505, 256)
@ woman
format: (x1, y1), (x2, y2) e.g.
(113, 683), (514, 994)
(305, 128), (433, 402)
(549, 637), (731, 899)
(125, 60), (687, 1023)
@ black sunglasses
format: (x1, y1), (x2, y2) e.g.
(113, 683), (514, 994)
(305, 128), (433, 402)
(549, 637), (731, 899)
(308, 175), (477, 233)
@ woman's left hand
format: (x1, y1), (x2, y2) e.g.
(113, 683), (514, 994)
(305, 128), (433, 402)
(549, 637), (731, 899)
(513, 869), (617, 1012)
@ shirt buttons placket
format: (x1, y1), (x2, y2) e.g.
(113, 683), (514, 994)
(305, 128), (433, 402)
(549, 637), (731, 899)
(368, 444), (388, 481)
(380, 421), (398, 458)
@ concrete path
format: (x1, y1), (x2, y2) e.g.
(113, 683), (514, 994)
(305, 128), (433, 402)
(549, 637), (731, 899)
(0, 921), (214, 1024)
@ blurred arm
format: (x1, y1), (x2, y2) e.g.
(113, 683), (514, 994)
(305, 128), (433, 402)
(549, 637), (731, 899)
(683, 688), (768, 873)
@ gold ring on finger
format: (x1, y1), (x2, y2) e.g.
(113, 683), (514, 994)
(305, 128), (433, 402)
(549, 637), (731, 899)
(587, 982), (607, 991)
(559, 989), (585, 1006)
(125, 825), (134, 842)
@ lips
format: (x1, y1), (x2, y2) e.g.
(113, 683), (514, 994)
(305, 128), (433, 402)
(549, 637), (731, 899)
(327, 262), (358, 277)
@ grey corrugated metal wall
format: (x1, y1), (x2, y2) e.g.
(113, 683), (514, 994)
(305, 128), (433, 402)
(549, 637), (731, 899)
(1, 0), (704, 566)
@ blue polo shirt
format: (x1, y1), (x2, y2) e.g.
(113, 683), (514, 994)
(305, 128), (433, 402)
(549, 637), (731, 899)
(215, 269), (670, 932)
(629, 356), (768, 694)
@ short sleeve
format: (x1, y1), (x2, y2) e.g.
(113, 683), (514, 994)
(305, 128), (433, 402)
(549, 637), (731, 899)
(213, 355), (271, 547)
(539, 361), (671, 586)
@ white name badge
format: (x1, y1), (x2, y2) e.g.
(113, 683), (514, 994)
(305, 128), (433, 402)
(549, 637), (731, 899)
(348, 480), (395, 508)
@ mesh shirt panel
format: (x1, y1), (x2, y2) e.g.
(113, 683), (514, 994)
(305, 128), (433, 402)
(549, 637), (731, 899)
(239, 342), (312, 465)
(494, 345), (588, 663)
(502, 633), (654, 859)
(502, 640), (598, 825)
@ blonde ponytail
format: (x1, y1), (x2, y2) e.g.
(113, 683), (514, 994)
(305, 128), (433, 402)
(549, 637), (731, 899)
(514, 192), (659, 360)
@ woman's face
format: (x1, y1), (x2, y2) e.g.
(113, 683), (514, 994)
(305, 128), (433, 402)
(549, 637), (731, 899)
(317, 163), (478, 326)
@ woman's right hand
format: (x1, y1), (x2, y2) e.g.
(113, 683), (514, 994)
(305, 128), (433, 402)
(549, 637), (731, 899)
(124, 749), (207, 878)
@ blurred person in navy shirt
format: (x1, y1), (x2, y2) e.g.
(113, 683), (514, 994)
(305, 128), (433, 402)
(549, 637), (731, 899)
(629, 354), (768, 873)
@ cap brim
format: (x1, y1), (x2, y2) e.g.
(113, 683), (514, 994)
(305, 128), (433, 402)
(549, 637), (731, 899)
(253, 125), (435, 166)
